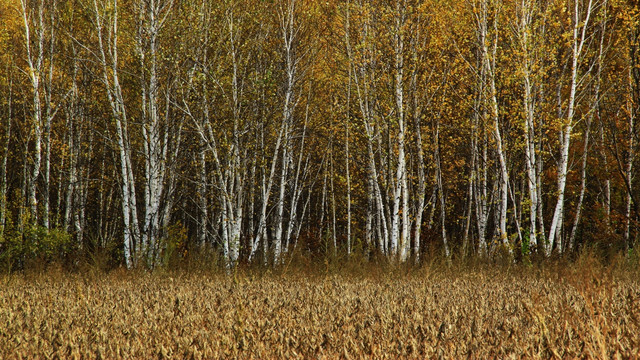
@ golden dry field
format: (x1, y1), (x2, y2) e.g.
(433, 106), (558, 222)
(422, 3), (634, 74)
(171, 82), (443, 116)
(1, 261), (639, 359)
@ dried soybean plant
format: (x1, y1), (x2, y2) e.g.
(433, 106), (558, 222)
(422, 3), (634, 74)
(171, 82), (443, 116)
(0, 264), (639, 359)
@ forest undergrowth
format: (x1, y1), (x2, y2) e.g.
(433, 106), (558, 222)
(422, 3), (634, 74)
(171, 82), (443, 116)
(1, 252), (639, 359)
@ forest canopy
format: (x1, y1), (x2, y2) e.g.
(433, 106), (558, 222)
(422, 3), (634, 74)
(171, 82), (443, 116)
(0, 0), (639, 269)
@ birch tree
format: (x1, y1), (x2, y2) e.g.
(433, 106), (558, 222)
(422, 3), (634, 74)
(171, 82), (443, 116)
(623, 1), (640, 250)
(346, 0), (387, 255)
(514, 0), (547, 253)
(179, 0), (247, 266)
(464, 0), (496, 256)
(546, 0), (598, 256)
(248, 1), (294, 263)
(568, 0), (610, 251)
(19, 0), (59, 228)
(272, 0), (313, 263)
(481, 0), (511, 255)
(0, 66), (11, 235)
(390, 0), (410, 260)
(92, 0), (141, 267)
(135, 0), (177, 264)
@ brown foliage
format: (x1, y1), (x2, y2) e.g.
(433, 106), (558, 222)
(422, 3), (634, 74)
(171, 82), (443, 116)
(0, 260), (639, 359)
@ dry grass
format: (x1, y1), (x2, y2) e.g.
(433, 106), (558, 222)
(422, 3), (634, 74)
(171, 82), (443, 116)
(0, 259), (639, 359)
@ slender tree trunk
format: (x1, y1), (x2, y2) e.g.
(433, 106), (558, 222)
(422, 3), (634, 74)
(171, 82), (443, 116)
(73, 97), (91, 248)
(225, 7), (244, 266)
(624, 6), (639, 249)
(249, 110), (285, 262)
(480, 0), (511, 255)
(390, 0), (409, 261)
(347, 1), (389, 255)
(411, 72), (427, 262)
(136, 0), (175, 265)
(345, 70), (352, 256)
(475, 126), (491, 256)
(508, 180), (524, 247)
(569, 116), (593, 251)
(63, 63), (78, 232)
(252, 115), (284, 264)
(320, 160), (328, 250)
(0, 74), (11, 234)
(536, 144), (546, 246)
(569, 2), (607, 251)
(467, 101), (479, 256)
(624, 100), (635, 244)
(274, 132), (289, 263)
(21, 0), (45, 225)
(547, 0), (594, 256)
(284, 88), (311, 254)
(518, 0), (539, 252)
(601, 119), (611, 232)
(329, 138), (337, 256)
(435, 115), (450, 258)
(94, 0), (141, 267)
(198, 147), (208, 248)
(462, 155), (474, 257)
(42, 1), (56, 230)
(20, 139), (29, 234)
(470, 2), (490, 256)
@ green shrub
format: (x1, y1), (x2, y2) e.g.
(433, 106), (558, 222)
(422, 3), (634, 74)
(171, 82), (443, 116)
(0, 219), (75, 272)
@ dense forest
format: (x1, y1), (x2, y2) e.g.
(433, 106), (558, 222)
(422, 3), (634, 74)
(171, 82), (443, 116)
(0, 0), (638, 269)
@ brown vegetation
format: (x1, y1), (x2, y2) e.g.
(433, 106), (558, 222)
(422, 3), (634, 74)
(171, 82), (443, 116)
(1, 258), (639, 359)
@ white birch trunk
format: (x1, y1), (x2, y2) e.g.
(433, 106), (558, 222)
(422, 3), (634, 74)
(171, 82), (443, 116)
(462, 122), (476, 256)
(625, 91), (635, 244)
(517, 0), (541, 252)
(274, 136), (289, 264)
(320, 161), (328, 247)
(329, 140), (337, 255)
(0, 74), (11, 234)
(626, 4), (640, 249)
(249, 118), (285, 262)
(284, 88), (311, 254)
(435, 124), (450, 258)
(546, 0), (594, 256)
(474, 124), (491, 256)
(536, 144), (546, 246)
(569, 2), (607, 251)
(624, 13), (639, 246)
(136, 0), (175, 265)
(345, 70), (352, 256)
(569, 116), (593, 251)
(479, 0), (511, 255)
(42, 2), (56, 230)
(489, 37), (510, 254)
(391, 0), (408, 260)
(249, 0), (300, 263)
(20, 0), (45, 225)
(346, 2), (389, 255)
(601, 119), (611, 232)
(63, 61), (78, 232)
(411, 72), (427, 262)
(198, 147), (208, 248)
(93, 0), (141, 267)
(470, 2), (490, 256)
(226, 8), (245, 266)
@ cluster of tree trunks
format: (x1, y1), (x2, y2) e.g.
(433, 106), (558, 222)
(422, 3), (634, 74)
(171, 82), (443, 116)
(0, 0), (638, 267)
